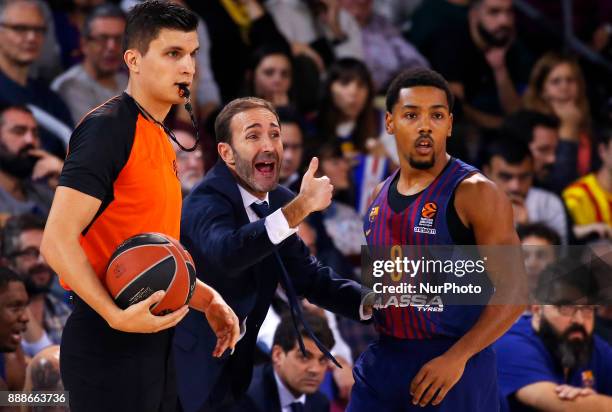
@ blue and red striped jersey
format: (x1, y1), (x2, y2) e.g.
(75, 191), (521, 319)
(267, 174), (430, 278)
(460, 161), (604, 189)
(364, 157), (487, 339)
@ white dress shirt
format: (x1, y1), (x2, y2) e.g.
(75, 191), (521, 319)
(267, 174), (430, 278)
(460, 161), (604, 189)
(237, 184), (297, 244)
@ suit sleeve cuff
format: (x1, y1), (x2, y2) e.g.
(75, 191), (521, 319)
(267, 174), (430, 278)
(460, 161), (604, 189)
(265, 208), (298, 245)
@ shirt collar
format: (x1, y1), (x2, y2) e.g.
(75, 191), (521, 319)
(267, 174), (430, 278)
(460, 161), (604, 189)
(273, 370), (306, 409)
(237, 183), (269, 209)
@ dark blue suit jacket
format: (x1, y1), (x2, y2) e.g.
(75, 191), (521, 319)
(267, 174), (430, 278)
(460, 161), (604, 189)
(231, 364), (329, 412)
(173, 161), (362, 412)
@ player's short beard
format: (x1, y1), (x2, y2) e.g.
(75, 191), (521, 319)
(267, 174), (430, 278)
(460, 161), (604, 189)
(408, 154), (435, 170)
(537, 317), (593, 372)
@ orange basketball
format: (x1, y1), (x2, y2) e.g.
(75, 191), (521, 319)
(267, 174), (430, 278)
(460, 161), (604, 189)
(105, 233), (196, 315)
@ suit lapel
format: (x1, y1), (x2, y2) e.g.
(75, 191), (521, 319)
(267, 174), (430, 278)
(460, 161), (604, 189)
(204, 160), (250, 226)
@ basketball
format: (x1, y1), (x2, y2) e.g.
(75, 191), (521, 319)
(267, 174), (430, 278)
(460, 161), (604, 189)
(105, 233), (197, 315)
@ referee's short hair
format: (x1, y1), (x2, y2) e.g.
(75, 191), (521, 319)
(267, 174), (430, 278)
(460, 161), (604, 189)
(124, 0), (198, 55)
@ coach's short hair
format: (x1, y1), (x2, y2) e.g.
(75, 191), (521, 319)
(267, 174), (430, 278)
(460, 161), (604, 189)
(272, 312), (334, 353)
(214, 97), (279, 145)
(386, 68), (454, 113)
(124, 0), (198, 55)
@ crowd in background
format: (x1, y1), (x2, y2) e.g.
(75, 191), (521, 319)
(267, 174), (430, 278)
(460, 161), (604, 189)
(1, 0), (612, 411)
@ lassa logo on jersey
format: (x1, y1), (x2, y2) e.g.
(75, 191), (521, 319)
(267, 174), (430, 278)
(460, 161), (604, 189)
(414, 201), (438, 235)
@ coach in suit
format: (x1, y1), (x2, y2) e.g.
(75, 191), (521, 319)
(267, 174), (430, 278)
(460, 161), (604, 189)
(232, 313), (333, 412)
(174, 97), (365, 412)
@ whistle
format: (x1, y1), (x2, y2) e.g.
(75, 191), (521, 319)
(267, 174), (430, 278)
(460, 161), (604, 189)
(178, 84), (190, 99)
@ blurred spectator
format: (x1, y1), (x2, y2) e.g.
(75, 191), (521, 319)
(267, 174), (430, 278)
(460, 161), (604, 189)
(0, 266), (28, 391)
(51, 4), (127, 123)
(297, 221), (317, 255)
(524, 53), (596, 177)
(27, 0), (62, 85)
(278, 108), (304, 193)
(0, 0), (73, 156)
(427, 0), (532, 130)
(515, 0), (612, 59)
(517, 223), (560, 301)
(373, 0), (423, 34)
(483, 137), (568, 243)
(500, 110), (572, 194)
(186, 0), (289, 103)
(237, 313), (334, 412)
(315, 142), (365, 257)
(0, 105), (62, 218)
(315, 58), (392, 215)
(339, 0), (429, 93)
(563, 127), (612, 242)
(23, 345), (68, 411)
(590, 239), (612, 345)
(266, 0), (363, 67)
(52, 0), (105, 69)
(245, 45), (294, 109)
(408, 0), (470, 59)
(2, 214), (71, 352)
(171, 129), (204, 197)
(494, 261), (612, 411)
(174, 0), (222, 120)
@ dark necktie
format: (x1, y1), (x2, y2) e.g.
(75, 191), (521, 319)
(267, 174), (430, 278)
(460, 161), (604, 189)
(250, 201), (340, 368)
(289, 401), (305, 412)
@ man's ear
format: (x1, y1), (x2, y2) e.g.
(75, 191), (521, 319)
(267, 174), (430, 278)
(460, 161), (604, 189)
(271, 345), (283, 366)
(448, 113), (453, 138)
(385, 111), (394, 135)
(482, 164), (491, 177)
(531, 305), (542, 331)
(218, 142), (235, 165)
(124, 49), (141, 73)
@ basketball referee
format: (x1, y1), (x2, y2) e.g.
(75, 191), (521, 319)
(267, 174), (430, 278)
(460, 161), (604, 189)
(41, 2), (239, 411)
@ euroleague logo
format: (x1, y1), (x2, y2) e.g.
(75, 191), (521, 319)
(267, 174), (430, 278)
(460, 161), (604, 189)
(421, 202), (438, 219)
(415, 201), (437, 235)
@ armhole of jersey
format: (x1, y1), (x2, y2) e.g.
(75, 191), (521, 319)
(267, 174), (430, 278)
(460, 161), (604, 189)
(447, 171), (478, 244)
(81, 109), (139, 236)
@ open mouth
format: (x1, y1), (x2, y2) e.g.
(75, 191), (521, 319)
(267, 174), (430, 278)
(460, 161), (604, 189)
(415, 138), (433, 155)
(10, 326), (25, 344)
(254, 161), (276, 177)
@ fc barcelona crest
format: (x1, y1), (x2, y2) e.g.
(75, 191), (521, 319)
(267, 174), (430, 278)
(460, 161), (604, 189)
(369, 206), (379, 222)
(581, 370), (595, 388)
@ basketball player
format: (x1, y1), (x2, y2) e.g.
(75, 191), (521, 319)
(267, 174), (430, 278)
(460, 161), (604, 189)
(41, 2), (238, 411)
(348, 68), (526, 411)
